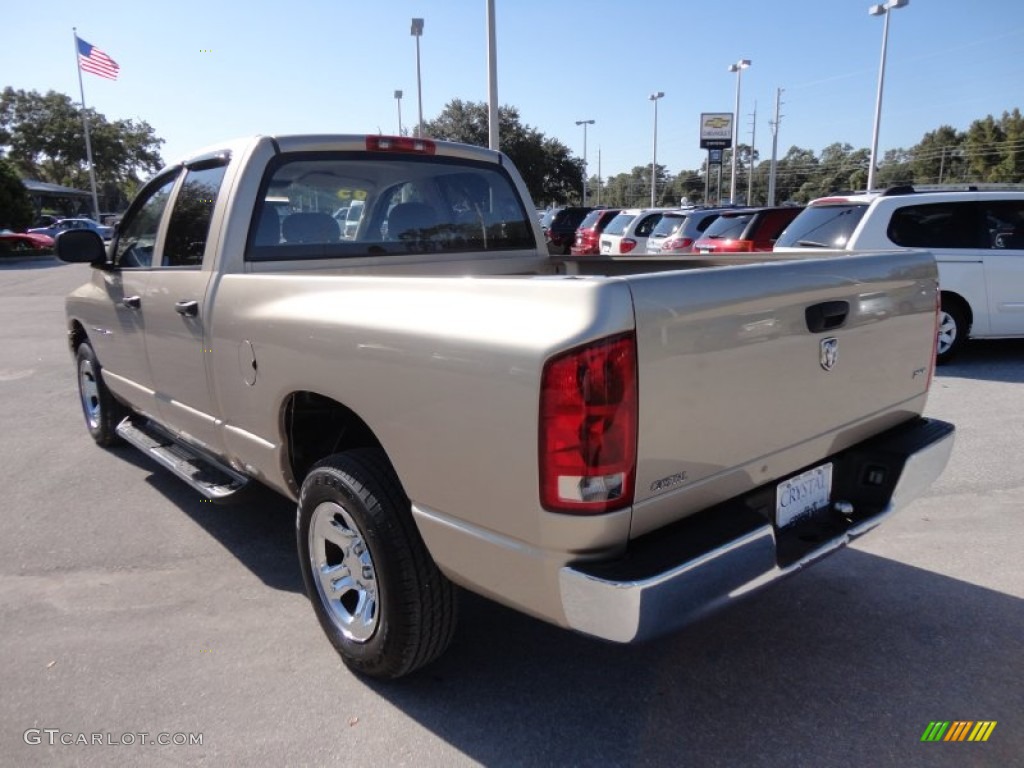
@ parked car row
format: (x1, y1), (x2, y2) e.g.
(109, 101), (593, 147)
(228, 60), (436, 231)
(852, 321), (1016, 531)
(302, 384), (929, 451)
(0, 230), (55, 254)
(546, 184), (1022, 362)
(28, 217), (114, 242)
(548, 203), (803, 258)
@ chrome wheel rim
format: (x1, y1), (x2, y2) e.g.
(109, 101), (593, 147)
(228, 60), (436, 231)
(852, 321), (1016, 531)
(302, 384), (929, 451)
(308, 501), (379, 643)
(937, 310), (957, 355)
(78, 357), (101, 430)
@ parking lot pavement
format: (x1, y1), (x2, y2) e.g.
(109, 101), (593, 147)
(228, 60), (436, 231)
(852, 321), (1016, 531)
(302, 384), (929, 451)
(1, 260), (1021, 767)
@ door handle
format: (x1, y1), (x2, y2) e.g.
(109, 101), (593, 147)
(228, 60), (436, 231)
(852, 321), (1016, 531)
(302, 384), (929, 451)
(805, 301), (849, 333)
(121, 295), (141, 309)
(174, 300), (199, 317)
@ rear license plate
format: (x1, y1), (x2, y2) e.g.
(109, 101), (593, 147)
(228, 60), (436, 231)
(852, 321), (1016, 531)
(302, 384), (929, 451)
(776, 463), (832, 528)
(600, 241), (611, 253)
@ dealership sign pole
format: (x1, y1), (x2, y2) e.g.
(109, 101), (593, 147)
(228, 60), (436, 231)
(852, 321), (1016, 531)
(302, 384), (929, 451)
(700, 113), (733, 206)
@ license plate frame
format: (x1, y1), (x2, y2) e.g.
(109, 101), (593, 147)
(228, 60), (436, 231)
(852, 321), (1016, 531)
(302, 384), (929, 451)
(775, 463), (833, 528)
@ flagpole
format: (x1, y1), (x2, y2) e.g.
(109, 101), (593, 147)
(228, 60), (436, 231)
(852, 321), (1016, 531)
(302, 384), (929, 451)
(72, 27), (101, 221)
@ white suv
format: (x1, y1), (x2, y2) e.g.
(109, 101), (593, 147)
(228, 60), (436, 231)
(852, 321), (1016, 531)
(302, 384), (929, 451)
(774, 189), (1024, 362)
(599, 208), (674, 255)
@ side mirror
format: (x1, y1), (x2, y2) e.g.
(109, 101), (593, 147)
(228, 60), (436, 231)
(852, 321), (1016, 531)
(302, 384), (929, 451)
(56, 229), (110, 267)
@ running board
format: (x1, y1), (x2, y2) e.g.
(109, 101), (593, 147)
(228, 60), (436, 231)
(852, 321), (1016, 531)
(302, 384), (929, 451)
(115, 416), (250, 500)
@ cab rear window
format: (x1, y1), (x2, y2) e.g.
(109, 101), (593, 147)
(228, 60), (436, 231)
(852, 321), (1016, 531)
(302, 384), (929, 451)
(246, 153), (535, 261)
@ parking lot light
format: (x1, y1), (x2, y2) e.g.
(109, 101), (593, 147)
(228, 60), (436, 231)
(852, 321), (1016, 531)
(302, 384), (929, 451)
(411, 18), (424, 138)
(728, 59), (751, 204)
(649, 92), (664, 207)
(576, 119), (595, 206)
(867, 0), (909, 191)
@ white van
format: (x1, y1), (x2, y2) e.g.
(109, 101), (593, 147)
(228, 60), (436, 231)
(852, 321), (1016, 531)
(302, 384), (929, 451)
(774, 188), (1024, 362)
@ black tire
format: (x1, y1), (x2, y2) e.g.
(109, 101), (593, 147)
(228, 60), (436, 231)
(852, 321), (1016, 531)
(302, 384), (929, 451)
(75, 342), (127, 446)
(296, 448), (458, 679)
(936, 298), (969, 364)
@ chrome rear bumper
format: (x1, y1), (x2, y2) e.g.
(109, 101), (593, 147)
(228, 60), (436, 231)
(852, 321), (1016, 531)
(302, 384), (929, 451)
(559, 417), (955, 643)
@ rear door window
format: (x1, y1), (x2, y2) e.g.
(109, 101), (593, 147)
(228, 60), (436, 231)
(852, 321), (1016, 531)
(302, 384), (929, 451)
(980, 200), (1024, 249)
(775, 204), (868, 248)
(163, 163), (228, 267)
(887, 202), (984, 249)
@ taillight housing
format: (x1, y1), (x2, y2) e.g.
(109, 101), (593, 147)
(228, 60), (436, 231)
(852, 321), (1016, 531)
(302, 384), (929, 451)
(539, 333), (638, 514)
(727, 239), (755, 252)
(620, 238), (637, 254)
(665, 237), (693, 252)
(928, 287), (940, 389)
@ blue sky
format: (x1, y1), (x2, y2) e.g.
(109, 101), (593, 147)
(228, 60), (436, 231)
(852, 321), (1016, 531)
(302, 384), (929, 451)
(3, 0), (1023, 180)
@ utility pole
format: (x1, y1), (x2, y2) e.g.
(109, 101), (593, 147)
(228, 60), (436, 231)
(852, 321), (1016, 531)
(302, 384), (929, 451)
(768, 87), (784, 206)
(597, 147), (602, 206)
(747, 101), (757, 205)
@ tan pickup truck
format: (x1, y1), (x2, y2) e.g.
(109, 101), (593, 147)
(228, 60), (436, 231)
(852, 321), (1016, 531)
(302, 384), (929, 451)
(57, 134), (954, 679)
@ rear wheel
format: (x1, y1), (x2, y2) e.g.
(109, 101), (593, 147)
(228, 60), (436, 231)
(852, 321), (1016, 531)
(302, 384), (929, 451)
(936, 299), (969, 364)
(296, 448), (458, 679)
(75, 342), (126, 446)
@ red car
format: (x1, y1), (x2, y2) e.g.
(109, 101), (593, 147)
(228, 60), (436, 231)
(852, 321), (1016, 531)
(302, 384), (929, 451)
(0, 231), (56, 253)
(692, 206), (803, 253)
(570, 208), (621, 255)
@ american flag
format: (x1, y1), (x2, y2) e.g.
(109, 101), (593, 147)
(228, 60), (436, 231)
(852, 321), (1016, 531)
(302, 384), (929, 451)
(77, 36), (120, 80)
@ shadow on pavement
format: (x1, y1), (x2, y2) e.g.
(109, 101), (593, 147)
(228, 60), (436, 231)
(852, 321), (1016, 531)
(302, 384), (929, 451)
(0, 255), (64, 269)
(112, 445), (302, 593)
(937, 339), (1024, 384)
(364, 550), (1022, 768)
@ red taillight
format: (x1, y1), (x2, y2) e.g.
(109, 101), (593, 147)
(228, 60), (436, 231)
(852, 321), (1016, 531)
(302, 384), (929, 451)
(730, 240), (755, 252)
(366, 135), (436, 154)
(928, 287), (940, 389)
(665, 237), (694, 252)
(620, 238), (637, 254)
(540, 333), (637, 514)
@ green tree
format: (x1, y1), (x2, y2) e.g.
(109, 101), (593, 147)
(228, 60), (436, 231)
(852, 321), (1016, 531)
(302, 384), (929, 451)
(423, 99), (581, 206)
(993, 108), (1024, 182)
(964, 114), (1006, 182)
(0, 156), (34, 231)
(0, 88), (164, 211)
(903, 126), (964, 185)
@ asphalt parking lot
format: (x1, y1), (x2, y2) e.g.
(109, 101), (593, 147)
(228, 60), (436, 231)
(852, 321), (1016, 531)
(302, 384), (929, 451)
(1, 256), (1021, 767)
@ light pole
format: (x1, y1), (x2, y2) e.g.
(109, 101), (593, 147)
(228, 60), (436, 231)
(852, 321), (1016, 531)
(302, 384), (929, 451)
(649, 92), (664, 207)
(867, 0), (909, 191)
(394, 89), (403, 135)
(728, 59), (750, 203)
(575, 119), (594, 206)
(411, 18), (425, 138)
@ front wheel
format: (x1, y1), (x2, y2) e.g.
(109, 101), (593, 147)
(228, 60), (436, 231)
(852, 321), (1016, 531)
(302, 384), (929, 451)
(296, 448), (458, 679)
(936, 300), (969, 364)
(76, 342), (126, 446)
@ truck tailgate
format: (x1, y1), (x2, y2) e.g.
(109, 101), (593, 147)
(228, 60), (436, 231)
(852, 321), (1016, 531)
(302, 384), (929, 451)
(623, 250), (938, 537)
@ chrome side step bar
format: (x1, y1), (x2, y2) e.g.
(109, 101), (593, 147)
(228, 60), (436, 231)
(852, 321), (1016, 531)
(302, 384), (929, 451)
(115, 416), (250, 500)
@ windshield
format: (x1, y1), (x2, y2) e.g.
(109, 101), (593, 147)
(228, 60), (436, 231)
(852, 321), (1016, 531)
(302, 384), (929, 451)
(774, 203), (869, 248)
(703, 213), (753, 240)
(603, 213), (636, 236)
(650, 214), (684, 238)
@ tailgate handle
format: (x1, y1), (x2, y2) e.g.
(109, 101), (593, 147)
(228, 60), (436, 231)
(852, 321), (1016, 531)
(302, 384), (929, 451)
(806, 301), (849, 333)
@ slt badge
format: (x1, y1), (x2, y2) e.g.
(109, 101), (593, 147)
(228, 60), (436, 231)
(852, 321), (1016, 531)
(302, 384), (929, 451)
(820, 337), (838, 371)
